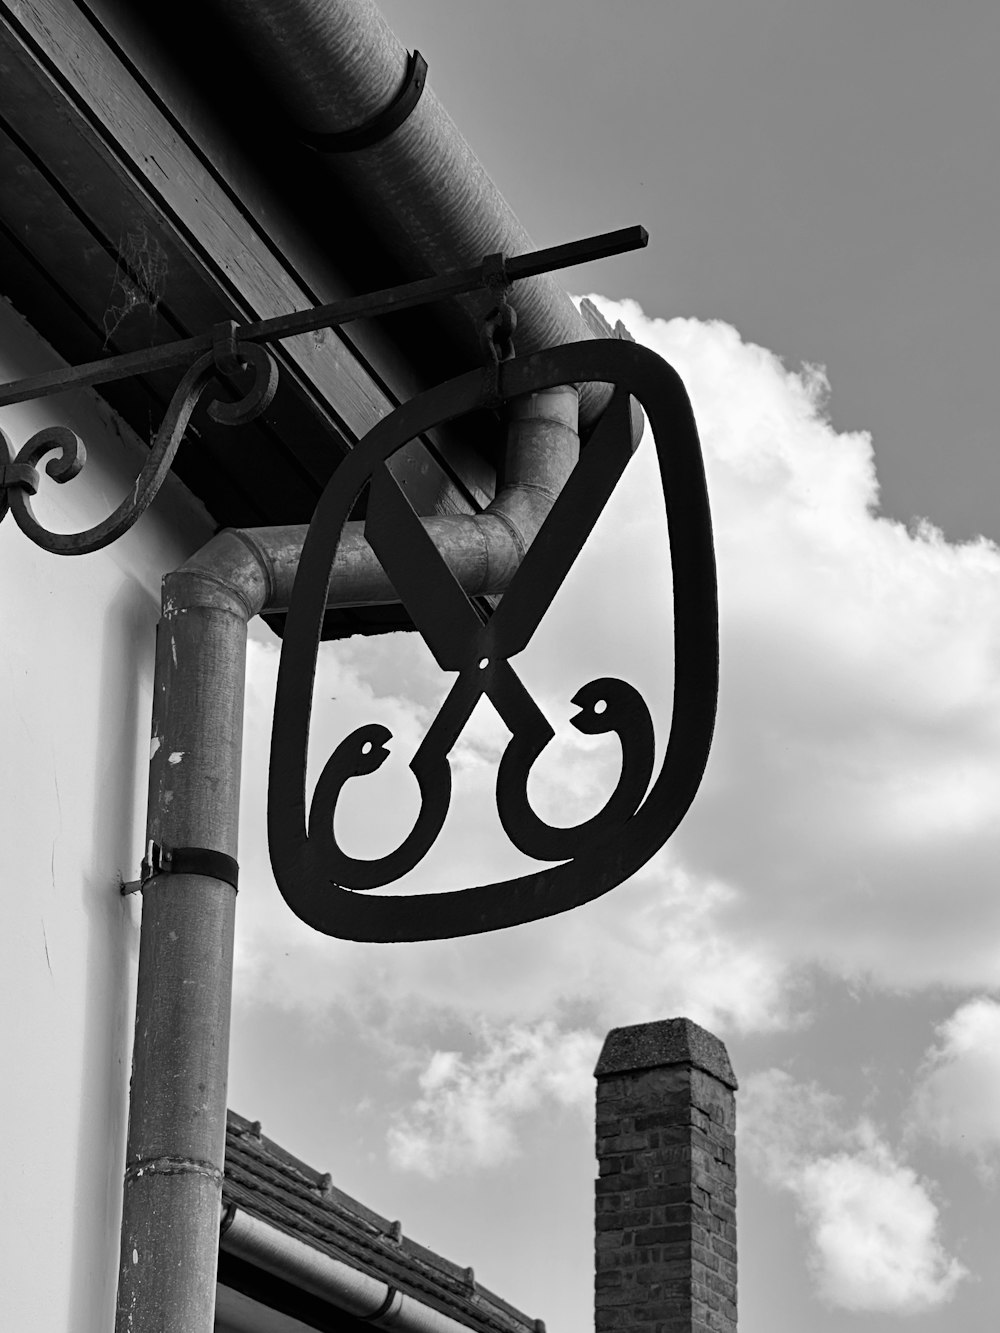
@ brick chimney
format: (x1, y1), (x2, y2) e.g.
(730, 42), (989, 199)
(594, 1018), (738, 1333)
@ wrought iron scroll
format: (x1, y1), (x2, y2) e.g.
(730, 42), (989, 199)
(0, 330), (276, 555)
(268, 338), (719, 943)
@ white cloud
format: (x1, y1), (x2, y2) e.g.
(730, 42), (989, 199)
(585, 297), (1000, 994)
(386, 1021), (599, 1178)
(742, 1070), (967, 1313)
(238, 632), (791, 1039)
(908, 996), (1000, 1177)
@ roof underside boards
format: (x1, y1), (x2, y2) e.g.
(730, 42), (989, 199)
(0, 0), (501, 639)
(223, 1112), (540, 1333)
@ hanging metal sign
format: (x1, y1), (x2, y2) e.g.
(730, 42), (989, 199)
(268, 337), (718, 942)
(0, 222), (718, 940)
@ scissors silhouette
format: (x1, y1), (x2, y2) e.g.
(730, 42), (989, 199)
(269, 339), (717, 941)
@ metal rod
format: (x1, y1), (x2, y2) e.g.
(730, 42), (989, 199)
(0, 226), (646, 409)
(501, 226), (647, 282)
(239, 226), (647, 345)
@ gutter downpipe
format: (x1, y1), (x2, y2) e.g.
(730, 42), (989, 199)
(115, 386), (581, 1333)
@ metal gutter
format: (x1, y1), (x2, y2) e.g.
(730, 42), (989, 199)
(221, 1210), (506, 1333)
(116, 387), (579, 1333)
(198, 0), (615, 433)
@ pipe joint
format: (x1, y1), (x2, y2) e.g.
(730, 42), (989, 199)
(162, 382), (582, 623)
(166, 529), (271, 622)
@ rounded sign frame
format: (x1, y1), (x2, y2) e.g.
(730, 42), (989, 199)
(268, 339), (718, 941)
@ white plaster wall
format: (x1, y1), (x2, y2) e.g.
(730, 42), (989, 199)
(0, 298), (215, 1331)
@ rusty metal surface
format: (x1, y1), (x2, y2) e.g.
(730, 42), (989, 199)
(268, 338), (718, 941)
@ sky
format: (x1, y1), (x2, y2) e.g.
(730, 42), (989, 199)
(225, 5), (1000, 1332)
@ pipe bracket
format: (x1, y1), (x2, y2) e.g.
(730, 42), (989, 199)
(299, 50), (428, 153)
(121, 842), (240, 894)
(363, 1286), (402, 1323)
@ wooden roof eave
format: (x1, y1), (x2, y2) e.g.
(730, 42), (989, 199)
(0, 0), (498, 636)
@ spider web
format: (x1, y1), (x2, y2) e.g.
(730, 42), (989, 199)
(102, 223), (168, 347)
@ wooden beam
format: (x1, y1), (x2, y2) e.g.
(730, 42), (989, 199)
(0, 0), (493, 515)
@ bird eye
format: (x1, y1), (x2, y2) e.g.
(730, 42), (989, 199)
(594, 698), (608, 714)
(478, 657), (489, 670)
(361, 741), (373, 754)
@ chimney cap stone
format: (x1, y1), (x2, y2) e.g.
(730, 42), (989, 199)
(594, 1017), (737, 1089)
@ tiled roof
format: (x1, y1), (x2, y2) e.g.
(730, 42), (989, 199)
(223, 1111), (542, 1333)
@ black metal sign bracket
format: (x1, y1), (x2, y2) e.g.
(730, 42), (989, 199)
(0, 226), (646, 556)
